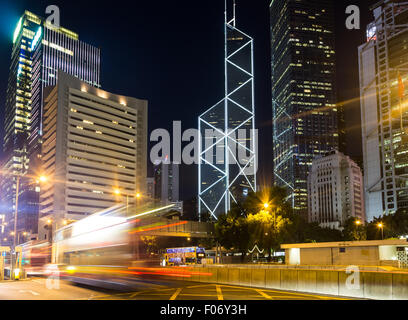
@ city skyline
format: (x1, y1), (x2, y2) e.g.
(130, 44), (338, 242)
(0, 0), (407, 304)
(0, 0), (377, 203)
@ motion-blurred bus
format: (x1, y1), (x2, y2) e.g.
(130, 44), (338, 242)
(163, 247), (206, 266)
(21, 240), (51, 275)
(51, 204), (198, 289)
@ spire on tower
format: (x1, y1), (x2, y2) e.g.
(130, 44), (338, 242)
(225, 0), (237, 27)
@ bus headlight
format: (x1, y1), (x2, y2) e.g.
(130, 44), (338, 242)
(14, 268), (21, 279)
(66, 266), (76, 274)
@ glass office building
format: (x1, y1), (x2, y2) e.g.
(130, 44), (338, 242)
(359, 1), (408, 220)
(270, 0), (343, 216)
(1, 10), (100, 244)
(198, 0), (257, 219)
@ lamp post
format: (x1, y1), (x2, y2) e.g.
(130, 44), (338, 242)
(378, 223), (384, 240)
(115, 189), (142, 215)
(12, 175), (21, 250)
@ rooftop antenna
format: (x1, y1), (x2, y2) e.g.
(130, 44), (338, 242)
(226, 0), (237, 26)
(233, 0), (236, 27)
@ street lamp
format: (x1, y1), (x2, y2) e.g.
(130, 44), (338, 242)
(12, 174), (22, 250)
(378, 223), (384, 240)
(355, 220), (362, 226)
(114, 189), (142, 215)
(263, 203), (269, 209)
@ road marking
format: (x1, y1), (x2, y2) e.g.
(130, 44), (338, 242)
(19, 290), (40, 296)
(255, 289), (273, 300)
(179, 294), (217, 297)
(170, 288), (182, 300)
(261, 289), (348, 300)
(216, 285), (224, 300)
(186, 284), (215, 289)
(32, 279), (43, 284)
(129, 292), (144, 299)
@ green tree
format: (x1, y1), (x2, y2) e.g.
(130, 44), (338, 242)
(366, 210), (408, 240)
(302, 222), (343, 243)
(214, 206), (251, 260)
(247, 209), (290, 260)
(342, 217), (367, 241)
(240, 187), (292, 260)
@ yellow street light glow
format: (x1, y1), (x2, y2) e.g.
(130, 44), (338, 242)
(136, 193), (141, 199)
(264, 203), (269, 209)
(378, 223), (383, 228)
(39, 175), (47, 183)
(114, 189), (121, 195)
(355, 220), (362, 226)
(47, 219), (52, 224)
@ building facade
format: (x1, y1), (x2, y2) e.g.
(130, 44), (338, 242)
(146, 177), (155, 200)
(359, 1), (408, 221)
(270, 0), (344, 217)
(153, 161), (182, 213)
(1, 10), (100, 244)
(38, 71), (147, 240)
(198, 0), (257, 219)
(308, 150), (365, 229)
(154, 162), (180, 204)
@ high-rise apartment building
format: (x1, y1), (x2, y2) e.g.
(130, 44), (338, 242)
(308, 150), (365, 229)
(359, 0), (408, 221)
(1, 10), (100, 244)
(270, 0), (343, 216)
(198, 0), (257, 219)
(38, 71), (147, 240)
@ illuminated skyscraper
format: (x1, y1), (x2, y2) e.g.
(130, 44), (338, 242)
(359, 1), (408, 220)
(198, 0), (257, 219)
(1, 10), (100, 244)
(270, 0), (342, 216)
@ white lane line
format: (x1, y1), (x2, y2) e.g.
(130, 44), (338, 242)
(19, 290), (40, 296)
(32, 279), (43, 284)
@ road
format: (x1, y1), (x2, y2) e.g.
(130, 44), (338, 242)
(0, 278), (353, 300)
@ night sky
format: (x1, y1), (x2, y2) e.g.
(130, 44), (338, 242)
(0, 0), (378, 201)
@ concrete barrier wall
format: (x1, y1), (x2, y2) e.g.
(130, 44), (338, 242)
(177, 265), (408, 300)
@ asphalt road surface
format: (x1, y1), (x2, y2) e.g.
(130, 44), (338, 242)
(0, 278), (353, 300)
